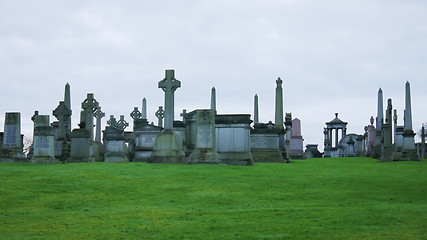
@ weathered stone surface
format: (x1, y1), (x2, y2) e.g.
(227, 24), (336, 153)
(250, 122), (284, 163)
(0, 112), (26, 161)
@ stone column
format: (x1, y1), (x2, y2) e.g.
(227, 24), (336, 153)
(254, 94), (259, 124)
(211, 87), (216, 112)
(421, 125), (425, 159)
(401, 81), (419, 160)
(275, 77), (284, 128)
(393, 109), (398, 146)
(159, 69), (181, 130)
(93, 107), (105, 143)
(142, 98), (147, 119)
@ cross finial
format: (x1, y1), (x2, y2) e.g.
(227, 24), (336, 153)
(130, 107), (142, 120)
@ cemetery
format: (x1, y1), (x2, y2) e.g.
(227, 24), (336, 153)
(0, 70), (425, 163)
(0, 70), (425, 239)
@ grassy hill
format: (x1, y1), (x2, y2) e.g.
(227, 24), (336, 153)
(0, 158), (425, 239)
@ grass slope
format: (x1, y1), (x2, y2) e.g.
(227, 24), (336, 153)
(0, 158), (426, 239)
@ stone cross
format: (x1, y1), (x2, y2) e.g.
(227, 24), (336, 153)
(81, 93), (99, 141)
(93, 107), (105, 143)
(275, 77), (284, 128)
(107, 115), (118, 128)
(117, 115), (129, 131)
(158, 69), (181, 130)
(180, 109), (187, 124)
(53, 101), (72, 140)
(31, 111), (39, 123)
(142, 98), (147, 119)
(130, 107), (142, 120)
(155, 106), (164, 128)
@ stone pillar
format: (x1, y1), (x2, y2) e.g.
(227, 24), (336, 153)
(275, 77), (284, 129)
(142, 98), (147, 119)
(372, 88), (383, 158)
(421, 126), (425, 159)
(380, 98), (393, 162)
(401, 81), (419, 160)
(93, 107), (105, 143)
(149, 69), (185, 163)
(0, 112), (26, 161)
(254, 94), (259, 124)
(31, 115), (57, 164)
(211, 87), (216, 112)
(393, 109), (398, 147)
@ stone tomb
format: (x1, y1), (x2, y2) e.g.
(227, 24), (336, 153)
(250, 121), (284, 163)
(0, 112), (26, 162)
(186, 109), (221, 164)
(31, 115), (57, 164)
(215, 114), (253, 165)
(130, 118), (162, 162)
(70, 127), (93, 163)
(103, 115), (129, 163)
(304, 144), (323, 158)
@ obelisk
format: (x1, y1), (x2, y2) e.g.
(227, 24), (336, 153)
(254, 94), (259, 124)
(142, 98), (147, 119)
(64, 83), (72, 139)
(211, 87), (216, 112)
(372, 88), (383, 158)
(275, 77), (284, 129)
(401, 81), (419, 161)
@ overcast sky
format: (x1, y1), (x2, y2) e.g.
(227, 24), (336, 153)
(1, 0), (426, 151)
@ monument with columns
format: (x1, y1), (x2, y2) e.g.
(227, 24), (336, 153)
(323, 113), (348, 158)
(148, 70), (185, 163)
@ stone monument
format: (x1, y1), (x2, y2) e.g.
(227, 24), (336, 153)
(155, 106), (164, 128)
(380, 99), (393, 161)
(186, 109), (221, 164)
(372, 88), (384, 158)
(53, 101), (72, 161)
(31, 115), (57, 164)
(0, 112), (26, 162)
(81, 93), (99, 141)
(250, 121), (284, 163)
(103, 115), (129, 163)
(289, 118), (305, 159)
(69, 111), (92, 163)
(365, 116), (376, 156)
(149, 69), (185, 163)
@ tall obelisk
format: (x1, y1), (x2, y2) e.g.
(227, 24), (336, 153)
(64, 83), (72, 139)
(254, 94), (259, 124)
(372, 88), (383, 158)
(401, 81), (419, 161)
(275, 77), (284, 129)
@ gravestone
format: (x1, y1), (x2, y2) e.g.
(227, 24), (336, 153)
(149, 70), (185, 164)
(380, 98), (393, 162)
(284, 113), (292, 161)
(103, 115), (129, 163)
(31, 115), (57, 164)
(250, 121), (284, 163)
(53, 101), (72, 161)
(289, 118), (305, 159)
(186, 109), (221, 164)
(304, 144), (322, 158)
(216, 114), (253, 165)
(365, 117), (376, 156)
(93, 107), (105, 143)
(130, 118), (162, 162)
(69, 113), (93, 163)
(0, 112), (26, 161)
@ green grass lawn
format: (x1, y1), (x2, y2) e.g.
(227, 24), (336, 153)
(0, 158), (425, 239)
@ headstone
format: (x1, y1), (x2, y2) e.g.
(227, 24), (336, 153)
(372, 88), (383, 158)
(380, 98), (393, 162)
(304, 144), (322, 158)
(53, 101), (72, 141)
(401, 81), (419, 161)
(81, 93), (99, 141)
(365, 116), (376, 156)
(250, 121), (284, 163)
(31, 115), (57, 164)
(103, 116), (129, 163)
(289, 118), (305, 159)
(0, 112), (26, 161)
(284, 113), (292, 161)
(69, 112), (92, 163)
(149, 69), (185, 164)
(130, 118), (162, 162)
(215, 114), (253, 165)
(186, 109), (221, 164)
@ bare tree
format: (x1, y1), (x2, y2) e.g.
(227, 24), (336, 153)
(23, 137), (33, 157)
